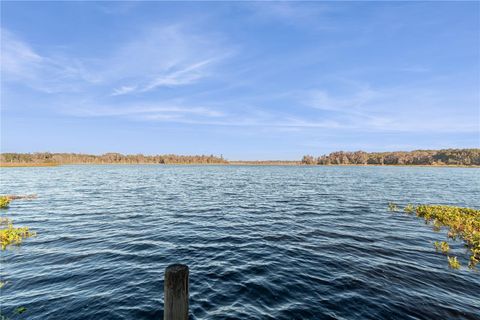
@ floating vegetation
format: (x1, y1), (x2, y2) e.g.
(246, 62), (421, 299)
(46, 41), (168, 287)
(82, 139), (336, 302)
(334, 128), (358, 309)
(448, 256), (461, 269)
(0, 197), (35, 319)
(14, 307), (27, 315)
(404, 204), (415, 213)
(433, 241), (449, 253)
(388, 202), (398, 212)
(432, 219), (442, 232)
(0, 218), (36, 250)
(391, 204), (480, 270)
(0, 197), (10, 209)
(0, 217), (11, 226)
(469, 256), (479, 269)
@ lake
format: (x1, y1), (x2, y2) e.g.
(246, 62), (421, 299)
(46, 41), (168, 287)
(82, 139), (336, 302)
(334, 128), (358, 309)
(1, 165), (479, 319)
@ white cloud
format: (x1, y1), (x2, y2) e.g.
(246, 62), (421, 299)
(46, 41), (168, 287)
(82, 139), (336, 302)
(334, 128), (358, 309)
(111, 85), (138, 96)
(1, 24), (230, 96)
(65, 101), (225, 120)
(307, 87), (380, 112)
(302, 82), (479, 133)
(1, 29), (43, 78)
(140, 59), (213, 92)
(95, 2), (139, 15)
(245, 2), (336, 30)
(105, 25), (230, 95)
(2, 19), (477, 137)
(111, 59), (215, 96)
(1, 29), (98, 93)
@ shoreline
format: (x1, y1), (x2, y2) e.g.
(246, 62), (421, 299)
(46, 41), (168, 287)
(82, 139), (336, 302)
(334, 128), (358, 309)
(0, 163), (60, 167)
(1, 163), (479, 168)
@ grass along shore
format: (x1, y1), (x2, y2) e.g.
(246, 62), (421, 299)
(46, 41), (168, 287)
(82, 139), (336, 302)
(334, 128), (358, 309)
(0, 163), (59, 167)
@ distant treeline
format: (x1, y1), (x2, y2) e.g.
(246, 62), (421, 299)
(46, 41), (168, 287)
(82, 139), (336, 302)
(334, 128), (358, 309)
(301, 149), (480, 166)
(2, 149), (479, 166)
(0, 152), (228, 165)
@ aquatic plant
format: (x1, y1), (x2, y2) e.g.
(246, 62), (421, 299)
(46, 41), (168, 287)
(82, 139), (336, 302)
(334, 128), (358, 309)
(417, 205), (479, 269)
(433, 241), (449, 253)
(440, 241), (450, 253)
(396, 204), (480, 270)
(404, 204), (415, 213)
(0, 218), (36, 250)
(388, 202), (398, 212)
(432, 219), (442, 232)
(0, 198), (35, 319)
(469, 256), (479, 269)
(0, 197), (10, 209)
(14, 307), (27, 315)
(447, 256), (461, 269)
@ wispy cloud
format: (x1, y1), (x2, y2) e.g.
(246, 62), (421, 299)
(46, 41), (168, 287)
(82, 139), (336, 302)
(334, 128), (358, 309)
(245, 2), (337, 30)
(1, 29), (42, 77)
(307, 87), (379, 112)
(112, 58), (215, 96)
(142, 59), (213, 91)
(301, 81), (478, 133)
(2, 24), (230, 96)
(1, 29), (96, 93)
(64, 99), (225, 121)
(105, 25), (230, 96)
(2, 3), (478, 149)
(398, 65), (430, 73)
(95, 2), (139, 15)
(111, 85), (137, 96)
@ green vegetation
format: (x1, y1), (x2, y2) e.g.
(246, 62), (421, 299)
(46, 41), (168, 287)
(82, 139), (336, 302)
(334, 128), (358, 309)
(14, 307), (27, 315)
(392, 204), (480, 270)
(404, 204), (415, 213)
(448, 256), (461, 269)
(388, 202), (398, 212)
(433, 241), (450, 253)
(0, 218), (36, 250)
(0, 197), (10, 209)
(303, 148), (480, 166)
(1, 198), (35, 319)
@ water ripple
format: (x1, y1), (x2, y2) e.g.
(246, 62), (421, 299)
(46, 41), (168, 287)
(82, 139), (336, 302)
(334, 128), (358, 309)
(1, 165), (479, 319)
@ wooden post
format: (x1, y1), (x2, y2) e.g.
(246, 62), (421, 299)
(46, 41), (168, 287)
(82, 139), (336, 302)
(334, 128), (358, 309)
(164, 264), (189, 320)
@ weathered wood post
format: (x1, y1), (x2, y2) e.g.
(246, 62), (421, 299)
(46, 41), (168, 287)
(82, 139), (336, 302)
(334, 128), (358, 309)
(164, 264), (189, 320)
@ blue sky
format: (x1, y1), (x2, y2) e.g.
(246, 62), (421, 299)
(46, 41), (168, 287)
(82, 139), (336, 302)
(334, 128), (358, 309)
(1, 1), (479, 160)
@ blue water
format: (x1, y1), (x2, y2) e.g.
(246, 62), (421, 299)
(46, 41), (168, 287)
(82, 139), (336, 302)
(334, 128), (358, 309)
(1, 165), (479, 319)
